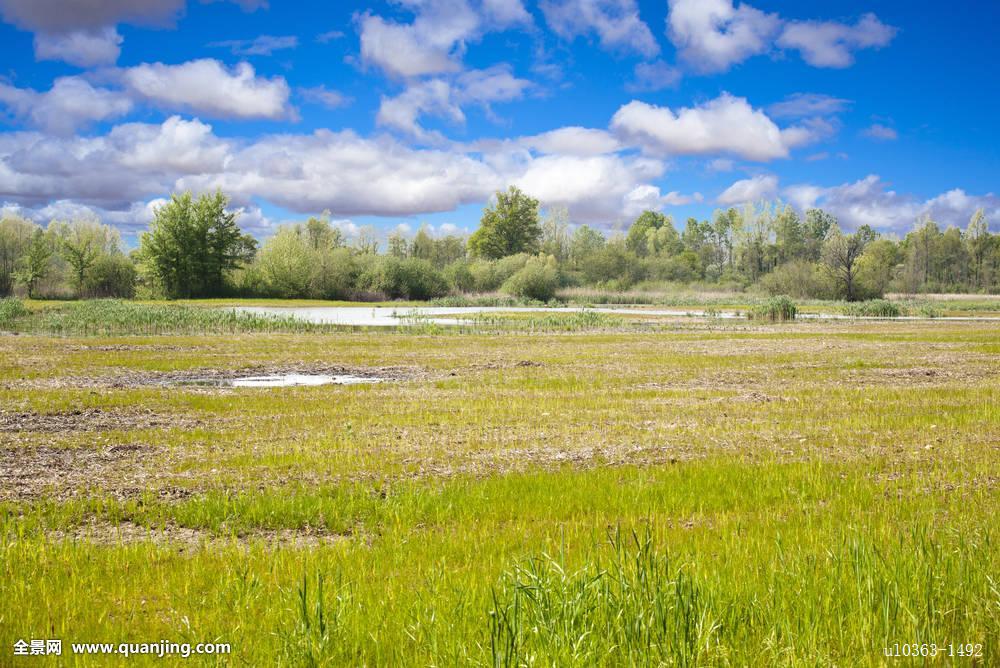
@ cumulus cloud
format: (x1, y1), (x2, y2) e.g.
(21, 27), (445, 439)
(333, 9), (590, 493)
(209, 34), (299, 56)
(862, 123), (898, 141)
(610, 93), (816, 161)
(34, 27), (123, 67)
(121, 59), (292, 119)
(0, 77), (133, 135)
(667, 0), (780, 73)
(624, 184), (701, 216)
(358, 0), (529, 78)
(0, 0), (184, 33)
(717, 174), (778, 205)
(510, 153), (665, 222)
(783, 175), (1000, 232)
(520, 127), (621, 156)
(666, 0), (896, 72)
(376, 65), (531, 140)
(626, 60), (682, 92)
(540, 0), (659, 58)
(377, 80), (465, 141)
(777, 13), (897, 68)
(0, 114), (679, 228)
(767, 92), (851, 119)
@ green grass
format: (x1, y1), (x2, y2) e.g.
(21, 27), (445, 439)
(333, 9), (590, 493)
(0, 316), (998, 665)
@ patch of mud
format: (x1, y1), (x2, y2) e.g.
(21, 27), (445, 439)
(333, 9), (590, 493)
(178, 373), (382, 388)
(0, 443), (165, 501)
(44, 520), (352, 550)
(845, 365), (997, 386)
(17, 363), (425, 391)
(0, 408), (203, 434)
(466, 359), (545, 371)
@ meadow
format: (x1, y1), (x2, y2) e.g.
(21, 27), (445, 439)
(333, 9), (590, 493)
(0, 300), (998, 665)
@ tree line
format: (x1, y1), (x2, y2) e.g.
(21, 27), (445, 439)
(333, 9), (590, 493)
(1, 187), (998, 302)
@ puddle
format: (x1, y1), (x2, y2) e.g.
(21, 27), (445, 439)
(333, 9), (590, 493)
(179, 374), (382, 388)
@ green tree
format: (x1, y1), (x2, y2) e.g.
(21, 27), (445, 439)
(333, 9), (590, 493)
(966, 209), (990, 290)
(139, 191), (253, 298)
(0, 216), (36, 296)
(822, 225), (877, 301)
(468, 186), (541, 259)
(540, 206), (570, 261)
(56, 220), (112, 296)
(625, 210), (676, 257)
(16, 228), (53, 298)
(569, 225), (605, 268)
(803, 209), (836, 261)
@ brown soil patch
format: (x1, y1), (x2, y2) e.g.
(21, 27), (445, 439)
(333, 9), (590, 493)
(0, 443), (167, 501)
(45, 520), (352, 550)
(0, 408), (203, 434)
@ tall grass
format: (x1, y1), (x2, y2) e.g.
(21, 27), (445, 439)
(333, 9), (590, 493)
(843, 299), (902, 318)
(2, 299), (331, 336)
(0, 297), (30, 330)
(747, 295), (797, 322)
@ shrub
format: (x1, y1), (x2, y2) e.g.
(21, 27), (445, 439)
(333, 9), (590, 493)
(843, 299), (901, 318)
(443, 260), (475, 293)
(501, 256), (559, 301)
(748, 296), (797, 322)
(357, 256), (448, 300)
(0, 297), (29, 329)
(84, 253), (137, 298)
(759, 260), (834, 299)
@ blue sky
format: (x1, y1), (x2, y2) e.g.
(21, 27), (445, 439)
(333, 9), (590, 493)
(1, 0), (997, 245)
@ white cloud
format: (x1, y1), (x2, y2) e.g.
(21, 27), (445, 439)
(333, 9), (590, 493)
(109, 116), (230, 173)
(521, 127), (621, 156)
(299, 85), (352, 109)
(0, 77), (133, 135)
(209, 35), (299, 56)
(667, 0), (896, 72)
(357, 0), (527, 78)
(767, 92), (851, 119)
(34, 27), (123, 67)
(510, 153), (666, 222)
(862, 123), (898, 141)
(778, 13), (897, 68)
(610, 93), (814, 161)
(667, 0), (780, 73)
(377, 80), (465, 141)
(624, 184), (700, 216)
(376, 65), (531, 140)
(121, 59), (292, 120)
(626, 60), (682, 92)
(717, 174), (778, 205)
(540, 0), (658, 57)
(707, 158), (734, 172)
(783, 175), (1000, 232)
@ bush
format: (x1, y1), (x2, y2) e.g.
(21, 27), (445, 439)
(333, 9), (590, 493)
(501, 256), (559, 301)
(84, 254), (137, 298)
(443, 260), (475, 293)
(843, 299), (901, 318)
(748, 296), (797, 322)
(759, 260), (834, 299)
(357, 256), (449, 300)
(0, 297), (29, 329)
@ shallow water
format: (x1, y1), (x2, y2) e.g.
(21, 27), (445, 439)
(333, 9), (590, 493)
(233, 305), (1000, 326)
(178, 374), (382, 388)
(233, 305), (742, 326)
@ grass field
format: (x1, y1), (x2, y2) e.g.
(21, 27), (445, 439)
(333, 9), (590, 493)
(1, 304), (998, 665)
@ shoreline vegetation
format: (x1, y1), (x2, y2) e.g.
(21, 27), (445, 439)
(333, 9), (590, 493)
(2, 187), (999, 308)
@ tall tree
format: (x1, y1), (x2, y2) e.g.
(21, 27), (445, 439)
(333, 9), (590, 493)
(966, 208), (990, 290)
(468, 186), (541, 259)
(0, 216), (36, 296)
(16, 228), (53, 298)
(822, 225), (877, 301)
(57, 220), (111, 296)
(139, 191), (253, 298)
